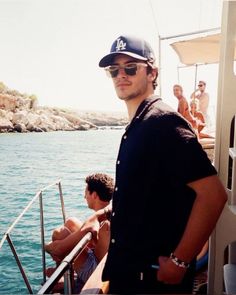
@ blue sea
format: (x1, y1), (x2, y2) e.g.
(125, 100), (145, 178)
(0, 129), (123, 294)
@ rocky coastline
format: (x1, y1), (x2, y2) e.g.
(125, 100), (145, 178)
(0, 82), (128, 133)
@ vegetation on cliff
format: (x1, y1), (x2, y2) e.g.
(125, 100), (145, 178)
(0, 82), (127, 133)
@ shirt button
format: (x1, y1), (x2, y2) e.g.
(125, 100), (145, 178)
(112, 212), (115, 216)
(123, 135), (127, 139)
(111, 239), (115, 244)
(115, 187), (118, 191)
(117, 160), (120, 165)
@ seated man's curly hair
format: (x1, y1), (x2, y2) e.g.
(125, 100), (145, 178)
(85, 173), (114, 202)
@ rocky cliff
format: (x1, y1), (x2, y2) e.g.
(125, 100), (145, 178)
(0, 82), (128, 133)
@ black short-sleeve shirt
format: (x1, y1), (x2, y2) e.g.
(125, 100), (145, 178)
(102, 97), (216, 281)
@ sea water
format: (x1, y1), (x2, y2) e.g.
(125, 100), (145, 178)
(0, 129), (123, 294)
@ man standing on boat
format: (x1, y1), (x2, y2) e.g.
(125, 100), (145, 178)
(191, 80), (210, 127)
(81, 35), (227, 294)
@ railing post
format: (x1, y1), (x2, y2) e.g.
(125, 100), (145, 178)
(57, 181), (66, 223)
(63, 267), (73, 294)
(39, 191), (46, 284)
(57, 181), (70, 292)
(6, 234), (33, 294)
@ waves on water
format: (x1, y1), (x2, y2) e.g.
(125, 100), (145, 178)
(0, 129), (123, 293)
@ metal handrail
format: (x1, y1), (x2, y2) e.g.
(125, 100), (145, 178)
(37, 232), (93, 294)
(0, 180), (64, 248)
(0, 180), (66, 293)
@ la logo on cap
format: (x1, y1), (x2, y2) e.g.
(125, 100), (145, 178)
(115, 38), (126, 51)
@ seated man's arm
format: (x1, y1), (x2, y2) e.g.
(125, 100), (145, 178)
(45, 228), (86, 263)
(45, 204), (112, 263)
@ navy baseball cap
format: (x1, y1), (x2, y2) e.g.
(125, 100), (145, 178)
(99, 35), (156, 67)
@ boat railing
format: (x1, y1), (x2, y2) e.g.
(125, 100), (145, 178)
(0, 180), (67, 294)
(37, 231), (92, 294)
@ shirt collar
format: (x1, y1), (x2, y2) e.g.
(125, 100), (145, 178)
(125, 95), (161, 131)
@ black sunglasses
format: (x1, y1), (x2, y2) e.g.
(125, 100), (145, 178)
(198, 84), (204, 87)
(105, 62), (147, 78)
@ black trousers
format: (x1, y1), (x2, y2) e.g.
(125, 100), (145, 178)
(108, 266), (195, 294)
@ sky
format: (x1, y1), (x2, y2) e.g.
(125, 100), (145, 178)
(0, 0), (223, 112)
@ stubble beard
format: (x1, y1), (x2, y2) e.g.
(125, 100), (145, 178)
(117, 89), (142, 101)
(116, 81), (148, 102)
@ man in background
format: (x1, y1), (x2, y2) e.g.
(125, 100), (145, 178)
(191, 80), (209, 121)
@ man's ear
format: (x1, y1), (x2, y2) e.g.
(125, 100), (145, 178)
(152, 68), (158, 80)
(91, 191), (99, 200)
(148, 68), (158, 81)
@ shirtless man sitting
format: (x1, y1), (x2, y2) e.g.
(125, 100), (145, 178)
(45, 173), (114, 291)
(190, 100), (214, 139)
(173, 84), (197, 129)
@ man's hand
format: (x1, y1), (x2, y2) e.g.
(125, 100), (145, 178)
(157, 256), (187, 284)
(79, 213), (101, 245)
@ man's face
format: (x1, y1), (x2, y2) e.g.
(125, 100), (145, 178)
(109, 55), (151, 101)
(173, 86), (182, 98)
(198, 83), (205, 92)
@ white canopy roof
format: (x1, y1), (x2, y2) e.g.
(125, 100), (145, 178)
(170, 33), (236, 65)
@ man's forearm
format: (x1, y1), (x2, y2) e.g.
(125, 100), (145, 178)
(173, 175), (227, 263)
(98, 204), (112, 222)
(55, 229), (85, 258)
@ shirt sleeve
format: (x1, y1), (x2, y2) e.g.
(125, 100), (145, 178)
(156, 113), (217, 185)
